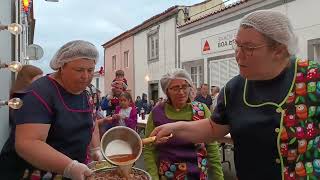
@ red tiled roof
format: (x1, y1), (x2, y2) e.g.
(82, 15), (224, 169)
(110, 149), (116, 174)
(102, 6), (179, 48)
(178, 0), (248, 28)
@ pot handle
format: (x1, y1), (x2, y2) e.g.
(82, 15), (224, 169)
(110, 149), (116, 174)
(141, 134), (173, 145)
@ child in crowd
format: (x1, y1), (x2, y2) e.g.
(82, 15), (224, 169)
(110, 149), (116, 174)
(111, 69), (128, 91)
(106, 91), (137, 130)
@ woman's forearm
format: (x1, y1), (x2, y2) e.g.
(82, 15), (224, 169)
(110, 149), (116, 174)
(16, 139), (72, 174)
(173, 120), (213, 143)
(91, 123), (100, 148)
(174, 119), (229, 143)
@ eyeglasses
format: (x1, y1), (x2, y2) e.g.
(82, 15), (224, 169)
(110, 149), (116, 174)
(168, 84), (191, 93)
(232, 41), (270, 56)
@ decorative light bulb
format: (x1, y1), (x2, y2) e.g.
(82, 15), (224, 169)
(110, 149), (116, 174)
(7, 23), (22, 35)
(7, 61), (22, 72)
(145, 75), (150, 81)
(7, 98), (23, 109)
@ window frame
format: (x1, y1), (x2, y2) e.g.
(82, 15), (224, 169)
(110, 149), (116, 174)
(112, 55), (116, 71)
(190, 66), (203, 88)
(308, 38), (320, 63)
(124, 51), (129, 68)
(147, 28), (159, 62)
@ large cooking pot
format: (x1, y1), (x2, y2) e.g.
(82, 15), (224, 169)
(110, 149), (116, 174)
(87, 167), (151, 180)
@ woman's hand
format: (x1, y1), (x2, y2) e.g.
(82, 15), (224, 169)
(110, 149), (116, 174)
(150, 122), (182, 144)
(96, 116), (112, 125)
(112, 114), (121, 120)
(102, 116), (113, 123)
(63, 160), (92, 180)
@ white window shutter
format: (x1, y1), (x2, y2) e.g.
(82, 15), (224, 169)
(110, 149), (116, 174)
(209, 58), (239, 88)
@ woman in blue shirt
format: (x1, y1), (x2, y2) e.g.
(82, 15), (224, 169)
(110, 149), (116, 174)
(0, 40), (102, 180)
(150, 10), (320, 180)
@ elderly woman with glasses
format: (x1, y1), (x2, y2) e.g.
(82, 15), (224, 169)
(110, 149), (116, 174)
(143, 69), (223, 180)
(0, 40), (101, 180)
(150, 10), (320, 180)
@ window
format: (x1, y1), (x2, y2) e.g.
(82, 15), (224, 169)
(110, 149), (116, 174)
(190, 66), (203, 88)
(96, 78), (99, 89)
(308, 38), (320, 63)
(191, 67), (197, 88)
(148, 31), (159, 61)
(314, 44), (320, 63)
(124, 51), (129, 68)
(112, 55), (116, 71)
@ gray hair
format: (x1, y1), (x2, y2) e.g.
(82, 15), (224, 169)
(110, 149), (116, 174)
(50, 40), (99, 70)
(160, 68), (193, 95)
(240, 10), (298, 55)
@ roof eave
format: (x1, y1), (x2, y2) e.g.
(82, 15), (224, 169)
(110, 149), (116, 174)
(102, 6), (179, 48)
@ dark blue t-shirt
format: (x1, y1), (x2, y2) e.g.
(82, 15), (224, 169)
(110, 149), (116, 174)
(212, 58), (295, 180)
(0, 76), (93, 179)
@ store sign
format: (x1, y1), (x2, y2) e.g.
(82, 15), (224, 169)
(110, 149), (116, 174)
(201, 30), (236, 55)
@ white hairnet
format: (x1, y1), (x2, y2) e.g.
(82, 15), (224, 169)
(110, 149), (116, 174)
(160, 68), (193, 94)
(240, 10), (298, 55)
(50, 40), (99, 70)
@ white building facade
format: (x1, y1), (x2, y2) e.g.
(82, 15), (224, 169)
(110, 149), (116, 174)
(0, 0), (35, 149)
(0, 0), (15, 149)
(178, 0), (320, 89)
(134, 7), (179, 101)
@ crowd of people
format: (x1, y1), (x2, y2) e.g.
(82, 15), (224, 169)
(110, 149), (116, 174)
(0, 10), (319, 180)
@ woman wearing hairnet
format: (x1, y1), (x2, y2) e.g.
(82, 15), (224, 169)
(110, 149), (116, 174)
(150, 10), (320, 180)
(0, 40), (102, 180)
(143, 69), (224, 180)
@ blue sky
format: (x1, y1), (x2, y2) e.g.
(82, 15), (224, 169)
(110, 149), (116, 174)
(32, 0), (236, 73)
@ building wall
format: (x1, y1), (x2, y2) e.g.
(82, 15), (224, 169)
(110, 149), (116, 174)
(134, 17), (177, 99)
(277, 0), (320, 60)
(177, 0), (224, 26)
(104, 36), (134, 96)
(92, 76), (105, 96)
(0, 0), (13, 149)
(178, 0), (320, 88)
(187, 0), (224, 22)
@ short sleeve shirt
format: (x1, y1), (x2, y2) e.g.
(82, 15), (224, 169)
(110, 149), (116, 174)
(211, 58), (295, 179)
(14, 76), (93, 162)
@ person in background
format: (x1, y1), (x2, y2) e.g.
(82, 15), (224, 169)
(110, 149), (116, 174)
(10, 65), (43, 97)
(0, 40), (101, 180)
(8, 65), (43, 128)
(86, 85), (108, 139)
(112, 69), (128, 89)
(195, 84), (213, 110)
(105, 91), (138, 130)
(149, 100), (155, 110)
(210, 86), (220, 111)
(144, 69), (223, 180)
(141, 93), (150, 114)
(135, 96), (143, 114)
(150, 10), (320, 180)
